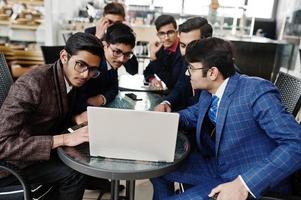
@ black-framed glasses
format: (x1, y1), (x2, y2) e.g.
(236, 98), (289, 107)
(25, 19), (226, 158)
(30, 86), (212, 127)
(186, 64), (207, 76)
(157, 30), (177, 39)
(74, 60), (100, 78)
(109, 45), (133, 59)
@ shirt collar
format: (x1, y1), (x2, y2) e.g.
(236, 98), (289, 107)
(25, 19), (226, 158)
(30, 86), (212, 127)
(213, 77), (229, 107)
(106, 61), (112, 70)
(165, 37), (179, 53)
(64, 77), (73, 94)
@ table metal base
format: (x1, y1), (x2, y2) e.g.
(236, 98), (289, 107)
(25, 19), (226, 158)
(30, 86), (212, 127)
(111, 180), (136, 200)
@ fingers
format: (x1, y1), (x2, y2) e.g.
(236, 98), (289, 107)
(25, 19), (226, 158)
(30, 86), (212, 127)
(166, 105), (172, 112)
(209, 185), (222, 197)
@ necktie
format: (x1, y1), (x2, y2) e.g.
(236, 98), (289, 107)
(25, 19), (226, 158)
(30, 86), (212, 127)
(208, 95), (219, 126)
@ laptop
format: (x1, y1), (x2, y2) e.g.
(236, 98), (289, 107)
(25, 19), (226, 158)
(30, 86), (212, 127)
(87, 106), (179, 162)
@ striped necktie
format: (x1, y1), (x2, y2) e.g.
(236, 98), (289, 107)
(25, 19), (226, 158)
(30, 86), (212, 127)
(208, 95), (219, 126)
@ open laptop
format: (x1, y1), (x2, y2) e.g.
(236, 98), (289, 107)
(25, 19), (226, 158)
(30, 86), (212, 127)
(87, 106), (179, 162)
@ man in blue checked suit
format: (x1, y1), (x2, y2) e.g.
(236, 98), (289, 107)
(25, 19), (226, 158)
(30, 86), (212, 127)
(151, 38), (301, 200)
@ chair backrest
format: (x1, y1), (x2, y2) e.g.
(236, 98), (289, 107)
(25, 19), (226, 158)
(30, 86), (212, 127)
(274, 71), (301, 117)
(40, 46), (64, 64)
(0, 53), (13, 108)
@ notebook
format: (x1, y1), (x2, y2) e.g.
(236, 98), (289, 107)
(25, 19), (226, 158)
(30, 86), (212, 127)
(87, 106), (179, 162)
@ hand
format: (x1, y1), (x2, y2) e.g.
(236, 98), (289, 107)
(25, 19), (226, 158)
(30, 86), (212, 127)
(208, 177), (249, 200)
(87, 95), (105, 106)
(74, 111), (87, 125)
(64, 126), (89, 147)
(155, 103), (171, 112)
(150, 78), (163, 90)
(95, 17), (110, 39)
(149, 41), (162, 61)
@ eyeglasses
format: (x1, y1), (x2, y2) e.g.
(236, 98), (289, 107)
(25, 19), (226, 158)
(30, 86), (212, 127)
(74, 60), (100, 78)
(109, 45), (133, 59)
(157, 30), (177, 39)
(186, 64), (207, 76)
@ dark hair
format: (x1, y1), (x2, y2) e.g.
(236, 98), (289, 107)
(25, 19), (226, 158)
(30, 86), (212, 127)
(65, 32), (104, 57)
(102, 23), (136, 48)
(185, 37), (235, 78)
(103, 3), (125, 18)
(154, 15), (177, 31)
(179, 17), (213, 38)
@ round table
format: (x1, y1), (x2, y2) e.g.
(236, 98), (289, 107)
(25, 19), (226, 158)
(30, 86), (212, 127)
(57, 133), (190, 200)
(118, 74), (168, 94)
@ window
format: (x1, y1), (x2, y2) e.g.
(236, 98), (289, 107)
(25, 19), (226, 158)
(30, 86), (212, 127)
(153, 0), (182, 14)
(247, 0), (275, 18)
(184, 0), (210, 16)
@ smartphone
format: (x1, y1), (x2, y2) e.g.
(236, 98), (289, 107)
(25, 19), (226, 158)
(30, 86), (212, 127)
(125, 93), (142, 101)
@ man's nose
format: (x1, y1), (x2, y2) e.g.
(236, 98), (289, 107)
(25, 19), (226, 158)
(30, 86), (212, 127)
(81, 70), (89, 78)
(117, 55), (127, 62)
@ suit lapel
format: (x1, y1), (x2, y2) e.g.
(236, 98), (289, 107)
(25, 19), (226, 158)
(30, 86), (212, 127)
(53, 61), (69, 117)
(215, 74), (239, 156)
(196, 92), (211, 150)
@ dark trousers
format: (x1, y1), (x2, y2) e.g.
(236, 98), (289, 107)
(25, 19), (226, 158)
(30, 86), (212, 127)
(0, 157), (86, 200)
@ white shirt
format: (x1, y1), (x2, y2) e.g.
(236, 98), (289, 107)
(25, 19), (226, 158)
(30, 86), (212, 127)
(213, 77), (256, 198)
(64, 77), (72, 94)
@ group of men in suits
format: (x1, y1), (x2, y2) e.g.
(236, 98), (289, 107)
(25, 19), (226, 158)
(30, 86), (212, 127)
(0, 2), (301, 200)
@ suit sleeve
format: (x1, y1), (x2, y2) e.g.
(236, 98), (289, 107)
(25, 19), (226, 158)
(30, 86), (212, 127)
(84, 26), (96, 35)
(240, 80), (301, 197)
(0, 77), (53, 161)
(124, 55), (138, 75)
(165, 67), (192, 110)
(143, 59), (157, 81)
(102, 71), (118, 104)
(178, 100), (201, 130)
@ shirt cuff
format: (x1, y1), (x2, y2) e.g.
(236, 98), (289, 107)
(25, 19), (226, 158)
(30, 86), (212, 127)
(161, 100), (171, 106)
(100, 95), (107, 105)
(238, 175), (256, 198)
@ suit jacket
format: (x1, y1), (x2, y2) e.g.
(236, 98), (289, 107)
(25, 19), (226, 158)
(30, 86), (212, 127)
(143, 44), (184, 90)
(74, 58), (118, 114)
(164, 60), (201, 111)
(0, 61), (70, 177)
(85, 26), (139, 75)
(179, 73), (301, 197)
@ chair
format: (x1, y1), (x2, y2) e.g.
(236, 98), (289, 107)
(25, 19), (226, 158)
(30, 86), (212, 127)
(0, 54), (13, 107)
(0, 53), (31, 199)
(261, 71), (301, 199)
(0, 54), (53, 200)
(274, 71), (301, 117)
(40, 46), (65, 64)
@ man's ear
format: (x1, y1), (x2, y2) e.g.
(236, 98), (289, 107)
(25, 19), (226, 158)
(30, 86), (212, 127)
(59, 49), (68, 64)
(209, 67), (219, 81)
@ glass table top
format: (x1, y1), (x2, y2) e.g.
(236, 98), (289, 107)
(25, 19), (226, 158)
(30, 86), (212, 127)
(58, 133), (190, 180)
(107, 91), (164, 111)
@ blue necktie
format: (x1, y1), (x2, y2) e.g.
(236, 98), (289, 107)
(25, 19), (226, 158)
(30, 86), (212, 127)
(208, 95), (219, 126)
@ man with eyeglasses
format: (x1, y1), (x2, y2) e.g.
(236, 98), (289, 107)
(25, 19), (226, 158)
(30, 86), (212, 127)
(155, 17), (213, 112)
(0, 32), (103, 200)
(73, 23), (135, 124)
(143, 15), (183, 91)
(85, 2), (138, 75)
(151, 38), (301, 200)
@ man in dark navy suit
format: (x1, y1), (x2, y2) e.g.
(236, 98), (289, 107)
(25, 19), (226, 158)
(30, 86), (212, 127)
(74, 23), (136, 124)
(85, 2), (138, 75)
(154, 17), (212, 112)
(143, 15), (183, 91)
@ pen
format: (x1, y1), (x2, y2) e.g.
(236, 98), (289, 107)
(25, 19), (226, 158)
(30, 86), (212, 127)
(154, 73), (161, 81)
